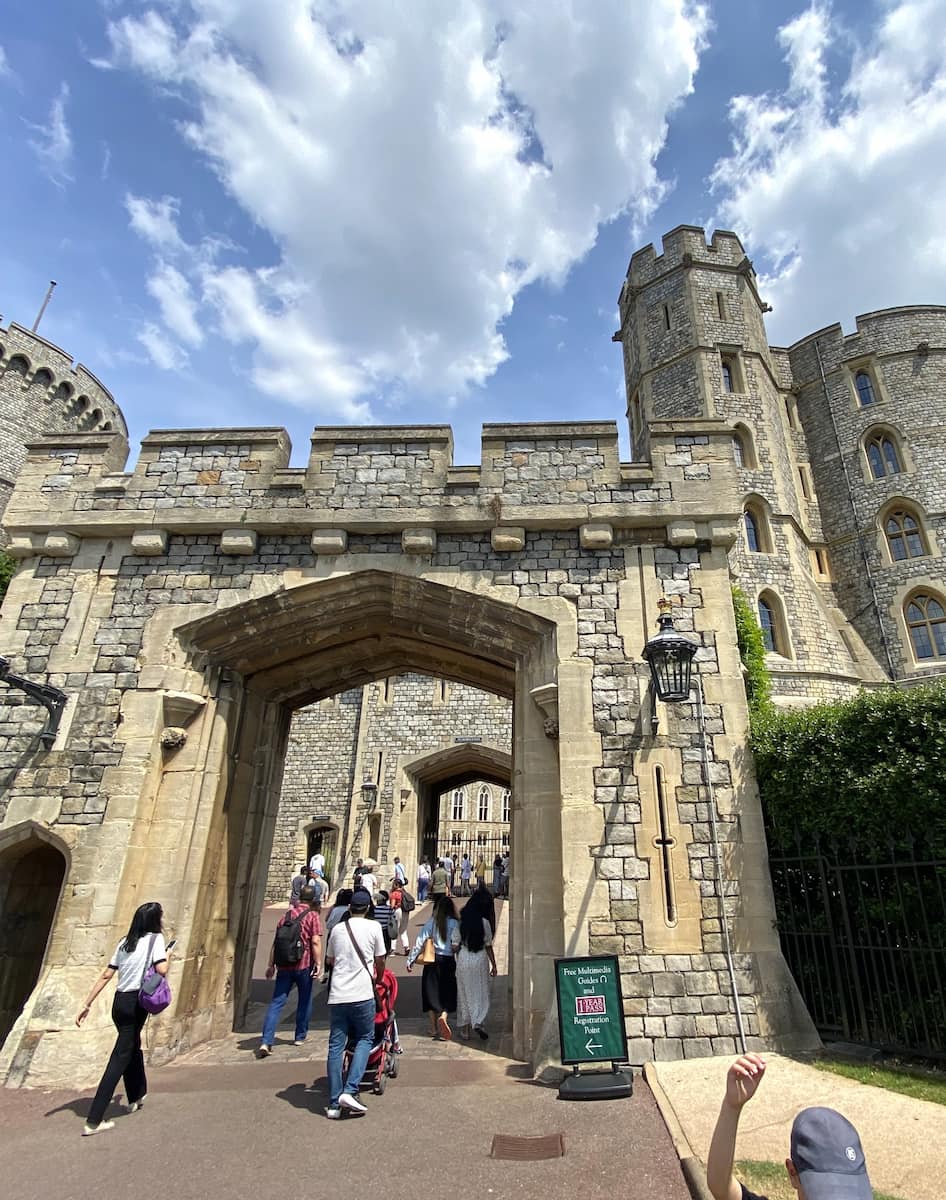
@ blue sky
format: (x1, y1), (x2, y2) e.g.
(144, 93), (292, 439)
(1, 1), (944, 466)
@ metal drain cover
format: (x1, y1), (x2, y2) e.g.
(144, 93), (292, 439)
(489, 1132), (565, 1160)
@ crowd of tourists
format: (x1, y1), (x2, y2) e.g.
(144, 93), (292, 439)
(76, 892), (880, 1198)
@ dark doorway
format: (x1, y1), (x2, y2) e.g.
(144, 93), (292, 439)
(306, 825), (338, 887)
(0, 840), (66, 1048)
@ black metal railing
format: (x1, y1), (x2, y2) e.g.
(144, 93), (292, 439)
(768, 830), (946, 1059)
(420, 832), (509, 871)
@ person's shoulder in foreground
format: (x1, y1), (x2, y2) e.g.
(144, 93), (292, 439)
(706, 1053), (873, 1200)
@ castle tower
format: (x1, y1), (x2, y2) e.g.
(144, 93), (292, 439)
(0, 323), (128, 535)
(616, 228), (885, 702)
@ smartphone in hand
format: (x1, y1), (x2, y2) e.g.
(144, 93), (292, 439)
(166, 938), (177, 953)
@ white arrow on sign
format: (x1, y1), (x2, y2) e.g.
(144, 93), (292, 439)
(585, 1037), (602, 1053)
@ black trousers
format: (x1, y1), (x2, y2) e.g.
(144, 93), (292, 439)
(86, 990), (148, 1126)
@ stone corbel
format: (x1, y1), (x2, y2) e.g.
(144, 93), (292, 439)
(160, 690), (206, 755)
(491, 526), (525, 553)
(162, 690), (207, 729)
(530, 682), (559, 740)
(402, 528), (437, 555)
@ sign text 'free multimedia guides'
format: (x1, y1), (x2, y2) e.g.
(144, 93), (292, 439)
(554, 955), (629, 1066)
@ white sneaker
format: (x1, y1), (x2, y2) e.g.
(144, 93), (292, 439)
(338, 1092), (367, 1114)
(128, 1093), (147, 1112)
(258, 1044), (272, 1058)
(325, 1106), (342, 1120)
(82, 1120), (115, 1137)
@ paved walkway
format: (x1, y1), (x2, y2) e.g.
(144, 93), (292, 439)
(0, 1043), (687, 1200)
(648, 1053), (945, 1200)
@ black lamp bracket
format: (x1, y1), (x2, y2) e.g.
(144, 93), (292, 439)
(0, 656), (68, 749)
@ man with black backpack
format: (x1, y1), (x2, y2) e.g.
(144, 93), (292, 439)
(259, 884), (322, 1057)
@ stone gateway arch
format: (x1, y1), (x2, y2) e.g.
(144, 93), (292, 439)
(0, 416), (817, 1087)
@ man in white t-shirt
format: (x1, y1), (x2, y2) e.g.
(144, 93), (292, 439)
(323, 887), (386, 1119)
(309, 851), (325, 876)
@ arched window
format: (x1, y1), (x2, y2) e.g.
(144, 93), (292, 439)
(732, 432), (745, 468)
(501, 789), (510, 823)
(884, 509), (927, 561)
(744, 504), (769, 553)
(721, 360), (734, 393)
(758, 596), (776, 651)
(478, 786), (490, 822)
(452, 789), (465, 821)
(757, 592), (789, 656)
(855, 370), (876, 407)
(5, 355), (29, 377)
(905, 593), (946, 660)
(866, 431), (902, 479)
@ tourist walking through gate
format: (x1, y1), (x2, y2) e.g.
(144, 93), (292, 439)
(389, 881), (412, 954)
(459, 853), (473, 896)
(456, 890), (497, 1040)
(416, 859), (431, 901)
(259, 884), (322, 1056)
(324, 887), (386, 1118)
(76, 901), (170, 1136)
(407, 894), (461, 1040)
(492, 853), (503, 894)
(430, 859), (450, 899)
(372, 889), (397, 955)
(474, 853), (487, 890)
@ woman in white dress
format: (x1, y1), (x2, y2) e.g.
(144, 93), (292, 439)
(455, 894), (497, 1040)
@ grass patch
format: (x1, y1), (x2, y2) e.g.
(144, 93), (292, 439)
(736, 1160), (903, 1200)
(811, 1055), (946, 1107)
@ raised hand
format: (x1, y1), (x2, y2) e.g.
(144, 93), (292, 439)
(724, 1053), (766, 1110)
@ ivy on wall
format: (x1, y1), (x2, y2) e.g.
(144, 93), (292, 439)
(751, 683), (946, 856)
(0, 551), (13, 601)
(731, 585), (772, 724)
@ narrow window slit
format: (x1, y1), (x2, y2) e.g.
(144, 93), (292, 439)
(654, 766), (677, 926)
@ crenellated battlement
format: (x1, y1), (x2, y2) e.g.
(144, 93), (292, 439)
(786, 305), (946, 386)
(623, 226), (748, 296)
(2, 418), (742, 552)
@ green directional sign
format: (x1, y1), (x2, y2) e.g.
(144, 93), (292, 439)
(555, 955), (629, 1066)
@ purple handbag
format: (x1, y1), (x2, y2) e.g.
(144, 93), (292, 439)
(138, 933), (172, 1014)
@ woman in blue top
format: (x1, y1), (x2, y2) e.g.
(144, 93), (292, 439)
(406, 894), (460, 1040)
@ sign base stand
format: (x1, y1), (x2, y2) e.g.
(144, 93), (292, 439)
(558, 1068), (633, 1101)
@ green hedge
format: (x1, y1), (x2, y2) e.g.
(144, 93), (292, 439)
(752, 684), (946, 856)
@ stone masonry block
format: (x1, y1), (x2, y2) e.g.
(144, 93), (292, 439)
(580, 521), (614, 549)
(402, 527), (437, 554)
(491, 526), (526, 552)
(131, 529), (169, 556)
(220, 529), (258, 555)
(44, 531), (80, 557)
(311, 529), (348, 554)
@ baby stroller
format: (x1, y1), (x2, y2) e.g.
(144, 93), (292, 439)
(343, 968), (400, 1095)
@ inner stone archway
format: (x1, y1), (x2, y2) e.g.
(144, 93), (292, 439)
(165, 569), (565, 1067)
(402, 741), (512, 867)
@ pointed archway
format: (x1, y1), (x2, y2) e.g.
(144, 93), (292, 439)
(160, 569), (565, 1066)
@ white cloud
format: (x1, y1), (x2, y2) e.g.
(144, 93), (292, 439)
(137, 322), (189, 370)
(125, 193), (187, 252)
(146, 262), (204, 345)
(26, 83), (73, 187)
(107, 0), (708, 416)
(0, 45), (11, 79)
(711, 0), (946, 345)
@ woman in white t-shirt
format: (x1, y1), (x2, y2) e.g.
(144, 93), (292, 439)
(76, 901), (170, 1136)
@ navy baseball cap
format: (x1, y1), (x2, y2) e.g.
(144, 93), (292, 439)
(349, 888), (372, 911)
(791, 1108), (872, 1200)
